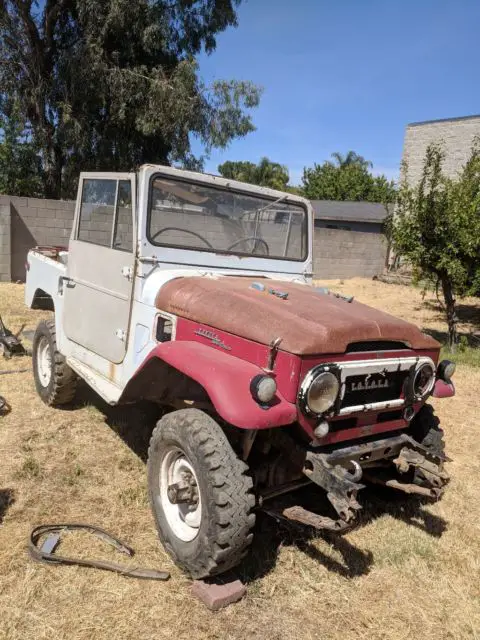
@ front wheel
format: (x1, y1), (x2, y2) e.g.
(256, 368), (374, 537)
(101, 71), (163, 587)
(409, 404), (445, 456)
(147, 409), (255, 578)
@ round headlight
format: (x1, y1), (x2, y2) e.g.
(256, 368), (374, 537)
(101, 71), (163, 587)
(413, 362), (435, 399)
(250, 375), (277, 404)
(437, 359), (456, 381)
(307, 372), (340, 414)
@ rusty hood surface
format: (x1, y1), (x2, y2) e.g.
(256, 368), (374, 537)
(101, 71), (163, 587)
(155, 276), (439, 355)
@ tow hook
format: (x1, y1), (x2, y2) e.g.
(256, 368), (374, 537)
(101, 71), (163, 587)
(347, 460), (363, 482)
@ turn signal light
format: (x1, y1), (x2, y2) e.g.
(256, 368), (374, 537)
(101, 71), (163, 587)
(437, 360), (456, 382)
(250, 375), (277, 405)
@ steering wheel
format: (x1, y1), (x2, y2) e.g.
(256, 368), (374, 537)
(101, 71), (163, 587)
(150, 227), (214, 249)
(226, 237), (270, 255)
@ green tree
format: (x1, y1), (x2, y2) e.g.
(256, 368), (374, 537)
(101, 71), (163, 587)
(0, 102), (42, 196)
(302, 153), (396, 203)
(391, 142), (480, 349)
(218, 156), (290, 190)
(0, 0), (260, 198)
(331, 150), (372, 170)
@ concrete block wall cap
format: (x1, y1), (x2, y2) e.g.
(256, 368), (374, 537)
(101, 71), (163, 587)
(191, 578), (246, 611)
(9, 196), (28, 206)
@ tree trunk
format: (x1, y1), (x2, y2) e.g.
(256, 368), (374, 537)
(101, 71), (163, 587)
(42, 144), (62, 199)
(440, 274), (457, 351)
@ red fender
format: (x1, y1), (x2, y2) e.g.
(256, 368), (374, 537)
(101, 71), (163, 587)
(121, 341), (297, 429)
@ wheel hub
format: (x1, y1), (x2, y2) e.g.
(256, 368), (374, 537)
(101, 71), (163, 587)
(159, 447), (202, 542)
(36, 336), (52, 387)
(167, 470), (199, 505)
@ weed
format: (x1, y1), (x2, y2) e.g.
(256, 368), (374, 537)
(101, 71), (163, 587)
(16, 456), (42, 480)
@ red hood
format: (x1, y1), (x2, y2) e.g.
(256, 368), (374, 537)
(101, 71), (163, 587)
(155, 276), (439, 356)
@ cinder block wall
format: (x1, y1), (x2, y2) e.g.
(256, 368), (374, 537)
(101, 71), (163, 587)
(402, 115), (480, 186)
(0, 203), (12, 282)
(313, 225), (388, 280)
(0, 195), (75, 282)
(0, 193), (388, 282)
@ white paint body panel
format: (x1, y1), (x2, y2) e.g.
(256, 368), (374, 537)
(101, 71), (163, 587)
(63, 239), (135, 363)
(25, 165), (315, 404)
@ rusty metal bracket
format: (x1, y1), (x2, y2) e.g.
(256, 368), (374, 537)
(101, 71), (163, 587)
(0, 315), (28, 359)
(261, 451), (365, 533)
(394, 447), (448, 477)
(393, 445), (450, 495)
(264, 505), (353, 532)
(363, 473), (445, 499)
(363, 438), (450, 499)
(303, 451), (364, 523)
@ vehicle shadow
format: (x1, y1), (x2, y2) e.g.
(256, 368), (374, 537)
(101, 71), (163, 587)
(237, 512), (374, 584)
(0, 488), (15, 525)
(236, 484), (447, 585)
(359, 485), (448, 538)
(67, 380), (159, 462)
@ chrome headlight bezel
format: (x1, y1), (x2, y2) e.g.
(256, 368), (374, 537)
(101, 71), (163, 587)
(412, 361), (436, 400)
(299, 365), (341, 416)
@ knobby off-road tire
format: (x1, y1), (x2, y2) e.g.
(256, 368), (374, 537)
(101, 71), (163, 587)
(409, 404), (448, 497)
(32, 318), (78, 406)
(409, 403), (445, 455)
(147, 408), (255, 579)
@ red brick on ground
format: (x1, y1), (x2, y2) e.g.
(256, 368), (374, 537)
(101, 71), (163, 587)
(191, 579), (246, 611)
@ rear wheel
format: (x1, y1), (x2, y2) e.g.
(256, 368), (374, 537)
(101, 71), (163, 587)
(32, 319), (78, 406)
(147, 408), (255, 578)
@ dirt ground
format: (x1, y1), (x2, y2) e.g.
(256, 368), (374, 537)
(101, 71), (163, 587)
(0, 278), (479, 640)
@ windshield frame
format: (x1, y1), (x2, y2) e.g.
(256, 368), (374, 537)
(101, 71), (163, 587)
(146, 173), (309, 263)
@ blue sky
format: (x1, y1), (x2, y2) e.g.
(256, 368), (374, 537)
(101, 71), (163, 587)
(194, 0), (480, 185)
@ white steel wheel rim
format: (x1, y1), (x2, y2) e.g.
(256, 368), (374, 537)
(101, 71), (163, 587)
(36, 336), (52, 388)
(159, 446), (202, 542)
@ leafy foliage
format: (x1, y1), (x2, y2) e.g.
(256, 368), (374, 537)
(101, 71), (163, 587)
(391, 141), (480, 348)
(302, 152), (396, 203)
(218, 157), (290, 191)
(0, 101), (42, 196)
(0, 0), (260, 198)
(331, 150), (372, 169)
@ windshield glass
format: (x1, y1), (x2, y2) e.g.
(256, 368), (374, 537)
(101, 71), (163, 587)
(148, 176), (308, 261)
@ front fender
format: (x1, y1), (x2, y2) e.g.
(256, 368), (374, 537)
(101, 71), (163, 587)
(120, 341), (297, 429)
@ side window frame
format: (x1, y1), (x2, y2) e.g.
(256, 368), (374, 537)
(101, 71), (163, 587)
(112, 179), (134, 253)
(73, 173), (136, 253)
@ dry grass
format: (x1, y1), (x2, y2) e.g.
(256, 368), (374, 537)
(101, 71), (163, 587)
(0, 279), (479, 640)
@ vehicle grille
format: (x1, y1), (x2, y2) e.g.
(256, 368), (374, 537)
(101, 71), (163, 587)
(341, 370), (408, 408)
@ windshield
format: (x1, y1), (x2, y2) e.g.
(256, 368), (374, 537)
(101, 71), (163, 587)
(148, 176), (308, 261)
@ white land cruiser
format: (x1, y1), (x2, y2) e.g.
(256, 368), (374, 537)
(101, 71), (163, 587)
(25, 165), (452, 579)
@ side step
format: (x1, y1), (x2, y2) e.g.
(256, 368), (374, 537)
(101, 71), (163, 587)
(66, 357), (122, 405)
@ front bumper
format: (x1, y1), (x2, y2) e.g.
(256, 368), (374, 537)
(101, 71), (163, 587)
(264, 432), (449, 532)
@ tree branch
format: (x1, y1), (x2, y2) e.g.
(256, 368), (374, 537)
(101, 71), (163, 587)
(16, 0), (42, 63)
(43, 0), (70, 60)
